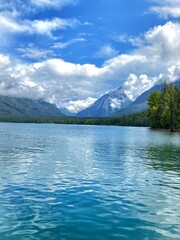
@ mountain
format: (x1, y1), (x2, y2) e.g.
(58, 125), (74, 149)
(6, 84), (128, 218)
(76, 86), (132, 117)
(60, 108), (75, 116)
(0, 95), (64, 117)
(113, 80), (180, 116)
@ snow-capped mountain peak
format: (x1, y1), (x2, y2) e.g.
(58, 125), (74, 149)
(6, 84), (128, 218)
(76, 86), (132, 117)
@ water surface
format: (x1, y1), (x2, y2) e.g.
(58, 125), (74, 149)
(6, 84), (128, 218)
(0, 123), (180, 240)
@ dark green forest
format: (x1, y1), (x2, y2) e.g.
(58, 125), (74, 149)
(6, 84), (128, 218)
(148, 83), (180, 132)
(0, 111), (149, 127)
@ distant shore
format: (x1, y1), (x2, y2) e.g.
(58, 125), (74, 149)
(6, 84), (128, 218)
(0, 112), (149, 127)
(0, 113), (179, 132)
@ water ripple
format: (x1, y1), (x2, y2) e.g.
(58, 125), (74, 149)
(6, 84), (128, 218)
(0, 124), (180, 240)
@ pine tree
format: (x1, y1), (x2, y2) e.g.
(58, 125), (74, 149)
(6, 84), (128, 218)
(148, 83), (180, 131)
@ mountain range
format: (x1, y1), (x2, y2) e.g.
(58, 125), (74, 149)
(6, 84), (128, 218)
(76, 80), (180, 117)
(0, 95), (64, 117)
(0, 80), (179, 118)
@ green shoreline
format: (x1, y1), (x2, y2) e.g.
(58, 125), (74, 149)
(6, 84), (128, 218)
(0, 111), (149, 127)
(0, 111), (178, 132)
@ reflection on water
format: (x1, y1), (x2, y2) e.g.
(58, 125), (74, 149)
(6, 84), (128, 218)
(147, 144), (180, 173)
(0, 123), (180, 240)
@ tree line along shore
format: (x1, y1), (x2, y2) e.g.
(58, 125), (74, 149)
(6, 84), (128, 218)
(0, 111), (149, 127)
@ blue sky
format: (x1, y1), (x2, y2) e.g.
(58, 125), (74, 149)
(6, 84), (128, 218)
(0, 0), (164, 65)
(0, 0), (180, 112)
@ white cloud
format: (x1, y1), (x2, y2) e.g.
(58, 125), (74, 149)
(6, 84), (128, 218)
(167, 64), (180, 82)
(110, 98), (126, 110)
(0, 61), (42, 99)
(17, 46), (54, 59)
(31, 0), (79, 9)
(52, 38), (86, 49)
(31, 18), (78, 36)
(144, 22), (180, 61)
(100, 21), (180, 99)
(82, 21), (93, 26)
(0, 0), (79, 13)
(0, 13), (78, 38)
(0, 1), (26, 11)
(104, 22), (180, 78)
(104, 54), (148, 79)
(0, 0), (79, 42)
(64, 97), (97, 113)
(122, 74), (162, 100)
(95, 44), (118, 59)
(37, 59), (109, 79)
(149, 0), (180, 18)
(117, 34), (144, 47)
(0, 56), (110, 111)
(1, 21), (180, 112)
(0, 54), (11, 66)
(0, 14), (28, 34)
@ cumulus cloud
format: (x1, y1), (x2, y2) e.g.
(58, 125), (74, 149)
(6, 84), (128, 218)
(0, 54), (11, 66)
(122, 74), (163, 100)
(63, 97), (97, 113)
(149, 0), (180, 19)
(100, 21), (180, 100)
(37, 59), (109, 79)
(104, 54), (149, 80)
(0, 56), (110, 111)
(167, 65), (180, 82)
(104, 22), (180, 78)
(1, 21), (180, 112)
(144, 22), (180, 62)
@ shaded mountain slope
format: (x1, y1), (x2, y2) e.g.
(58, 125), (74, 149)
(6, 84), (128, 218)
(0, 95), (64, 117)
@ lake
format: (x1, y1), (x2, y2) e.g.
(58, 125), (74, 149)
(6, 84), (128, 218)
(0, 123), (180, 240)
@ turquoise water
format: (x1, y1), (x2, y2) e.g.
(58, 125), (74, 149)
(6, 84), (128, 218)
(0, 123), (180, 240)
